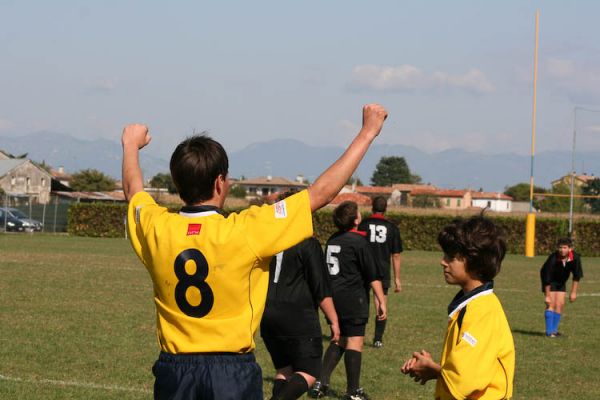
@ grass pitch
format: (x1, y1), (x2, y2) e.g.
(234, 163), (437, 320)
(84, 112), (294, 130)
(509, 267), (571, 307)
(0, 234), (598, 399)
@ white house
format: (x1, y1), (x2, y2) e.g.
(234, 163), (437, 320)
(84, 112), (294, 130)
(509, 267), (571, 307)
(471, 192), (513, 212)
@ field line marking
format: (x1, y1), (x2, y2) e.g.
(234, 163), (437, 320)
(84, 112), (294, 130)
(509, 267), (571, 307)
(0, 373), (151, 394)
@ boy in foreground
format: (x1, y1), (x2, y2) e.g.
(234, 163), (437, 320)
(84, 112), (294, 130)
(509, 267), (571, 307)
(401, 216), (515, 399)
(260, 191), (340, 400)
(121, 104), (387, 400)
(310, 201), (387, 400)
(358, 195), (403, 348)
(540, 237), (583, 337)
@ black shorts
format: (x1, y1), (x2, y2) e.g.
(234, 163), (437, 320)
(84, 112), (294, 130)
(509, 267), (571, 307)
(152, 352), (262, 400)
(339, 318), (368, 337)
(549, 282), (567, 292)
(262, 336), (323, 378)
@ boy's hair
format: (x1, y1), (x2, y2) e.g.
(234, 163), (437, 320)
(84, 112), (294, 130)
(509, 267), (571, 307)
(170, 134), (229, 205)
(372, 196), (387, 213)
(333, 201), (359, 231)
(438, 216), (506, 282)
(557, 237), (573, 247)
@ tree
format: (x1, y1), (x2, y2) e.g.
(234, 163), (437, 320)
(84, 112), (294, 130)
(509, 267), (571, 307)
(582, 178), (600, 214)
(538, 183), (585, 213)
(149, 173), (177, 194)
(346, 175), (363, 186)
(70, 169), (116, 191)
(370, 156), (421, 186)
(504, 182), (546, 209)
(229, 185), (247, 198)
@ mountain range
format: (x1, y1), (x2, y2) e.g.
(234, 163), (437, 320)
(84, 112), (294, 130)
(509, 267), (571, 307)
(1, 132), (598, 192)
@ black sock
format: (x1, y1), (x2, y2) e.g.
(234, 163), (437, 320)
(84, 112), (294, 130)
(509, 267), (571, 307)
(321, 343), (345, 385)
(271, 378), (287, 399)
(374, 319), (387, 342)
(344, 349), (362, 393)
(274, 373), (309, 400)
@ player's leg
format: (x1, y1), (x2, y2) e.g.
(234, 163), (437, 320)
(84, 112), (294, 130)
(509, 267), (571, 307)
(552, 290), (566, 335)
(310, 336), (347, 398)
(373, 290), (388, 347)
(274, 337), (322, 400)
(263, 337), (293, 399)
(343, 321), (369, 399)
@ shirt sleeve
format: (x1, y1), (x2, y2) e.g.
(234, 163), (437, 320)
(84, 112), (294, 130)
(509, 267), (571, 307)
(573, 253), (583, 280)
(391, 224), (403, 253)
(440, 307), (503, 399)
(540, 254), (554, 287)
(358, 241), (381, 283)
(241, 190), (313, 260)
(126, 191), (169, 264)
(302, 238), (332, 303)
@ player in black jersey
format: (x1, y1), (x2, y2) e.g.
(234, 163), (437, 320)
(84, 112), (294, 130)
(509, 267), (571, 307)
(310, 201), (386, 400)
(540, 237), (583, 337)
(261, 193), (340, 400)
(358, 196), (403, 348)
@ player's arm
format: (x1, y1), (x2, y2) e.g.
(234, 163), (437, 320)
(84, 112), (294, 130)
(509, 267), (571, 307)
(122, 124), (152, 201)
(319, 297), (340, 343)
(308, 104), (387, 212)
(392, 252), (402, 292)
(569, 280), (579, 303)
(370, 280), (387, 320)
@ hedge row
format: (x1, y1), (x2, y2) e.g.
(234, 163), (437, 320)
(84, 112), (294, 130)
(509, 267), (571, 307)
(68, 203), (600, 256)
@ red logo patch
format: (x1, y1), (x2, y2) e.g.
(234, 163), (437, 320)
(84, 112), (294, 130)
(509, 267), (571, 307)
(187, 224), (202, 236)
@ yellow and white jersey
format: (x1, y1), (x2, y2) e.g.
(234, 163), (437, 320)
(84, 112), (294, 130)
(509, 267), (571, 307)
(127, 190), (313, 354)
(435, 282), (515, 400)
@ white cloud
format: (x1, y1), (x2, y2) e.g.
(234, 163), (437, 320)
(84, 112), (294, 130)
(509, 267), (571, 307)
(349, 64), (494, 94)
(84, 78), (117, 94)
(543, 58), (600, 103)
(546, 58), (575, 78)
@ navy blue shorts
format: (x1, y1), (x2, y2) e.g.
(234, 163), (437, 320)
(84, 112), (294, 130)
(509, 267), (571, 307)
(152, 352), (263, 400)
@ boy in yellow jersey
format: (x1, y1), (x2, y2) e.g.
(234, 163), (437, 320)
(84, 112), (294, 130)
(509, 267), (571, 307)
(121, 104), (388, 400)
(401, 216), (515, 399)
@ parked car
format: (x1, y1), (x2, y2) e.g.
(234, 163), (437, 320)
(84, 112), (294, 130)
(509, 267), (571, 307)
(0, 207), (43, 232)
(0, 209), (26, 232)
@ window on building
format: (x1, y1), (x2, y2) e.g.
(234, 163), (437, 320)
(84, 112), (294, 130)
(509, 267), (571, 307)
(457, 199), (461, 207)
(26, 177), (31, 186)
(487, 201), (491, 208)
(11, 176), (15, 185)
(42, 178), (46, 187)
(446, 198), (450, 206)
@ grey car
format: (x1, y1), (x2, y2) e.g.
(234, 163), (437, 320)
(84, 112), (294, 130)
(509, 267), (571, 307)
(0, 207), (43, 232)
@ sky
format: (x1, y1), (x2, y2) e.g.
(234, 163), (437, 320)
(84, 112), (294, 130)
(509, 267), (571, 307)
(2, 1), (600, 162)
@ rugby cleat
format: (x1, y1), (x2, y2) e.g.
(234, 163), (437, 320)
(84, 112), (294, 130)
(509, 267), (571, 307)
(373, 340), (383, 348)
(344, 387), (370, 400)
(309, 381), (329, 398)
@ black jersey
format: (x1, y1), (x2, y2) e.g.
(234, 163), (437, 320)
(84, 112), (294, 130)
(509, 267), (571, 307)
(540, 250), (584, 292)
(260, 237), (332, 338)
(359, 213), (403, 287)
(325, 229), (381, 320)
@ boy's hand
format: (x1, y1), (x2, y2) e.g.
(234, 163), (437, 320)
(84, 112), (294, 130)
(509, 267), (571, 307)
(569, 292), (577, 303)
(544, 296), (551, 307)
(330, 322), (341, 344)
(394, 278), (402, 292)
(402, 350), (439, 385)
(361, 104), (388, 139)
(122, 124), (151, 150)
(377, 301), (387, 321)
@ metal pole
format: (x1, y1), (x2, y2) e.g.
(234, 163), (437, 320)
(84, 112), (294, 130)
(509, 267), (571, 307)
(569, 107), (577, 234)
(53, 195), (59, 233)
(42, 200), (47, 233)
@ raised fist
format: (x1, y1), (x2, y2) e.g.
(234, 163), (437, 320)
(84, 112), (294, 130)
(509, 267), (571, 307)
(362, 104), (388, 138)
(122, 124), (151, 150)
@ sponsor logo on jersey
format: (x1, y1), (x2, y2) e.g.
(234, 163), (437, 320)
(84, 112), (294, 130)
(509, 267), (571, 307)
(461, 331), (478, 347)
(274, 200), (287, 219)
(187, 223), (202, 236)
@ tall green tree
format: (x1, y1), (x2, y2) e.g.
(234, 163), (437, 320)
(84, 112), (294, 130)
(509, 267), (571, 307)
(149, 173), (177, 194)
(370, 156), (421, 186)
(539, 183), (585, 213)
(504, 182), (546, 208)
(70, 169), (116, 191)
(582, 178), (600, 214)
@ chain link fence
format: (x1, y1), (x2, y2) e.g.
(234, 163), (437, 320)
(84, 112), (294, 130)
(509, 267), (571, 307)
(0, 193), (70, 233)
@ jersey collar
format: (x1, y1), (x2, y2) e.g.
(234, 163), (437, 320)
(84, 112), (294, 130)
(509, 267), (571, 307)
(349, 228), (367, 237)
(179, 205), (226, 217)
(448, 281), (494, 318)
(369, 213), (387, 220)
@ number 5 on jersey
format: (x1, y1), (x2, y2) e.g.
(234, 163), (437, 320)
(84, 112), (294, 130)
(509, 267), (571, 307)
(326, 245), (341, 275)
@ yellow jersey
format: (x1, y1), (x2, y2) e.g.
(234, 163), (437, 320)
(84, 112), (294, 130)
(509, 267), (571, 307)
(435, 282), (515, 400)
(127, 190), (313, 354)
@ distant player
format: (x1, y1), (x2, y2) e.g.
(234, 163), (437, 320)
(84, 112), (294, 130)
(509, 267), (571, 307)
(401, 216), (515, 399)
(358, 195), (402, 348)
(310, 201), (386, 400)
(121, 104), (388, 399)
(261, 191), (340, 400)
(540, 237), (583, 337)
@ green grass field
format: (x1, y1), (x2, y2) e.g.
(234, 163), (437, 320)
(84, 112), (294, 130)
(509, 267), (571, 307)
(1, 234), (598, 399)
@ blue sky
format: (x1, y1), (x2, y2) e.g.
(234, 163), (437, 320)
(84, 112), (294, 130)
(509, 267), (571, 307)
(2, 1), (600, 161)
